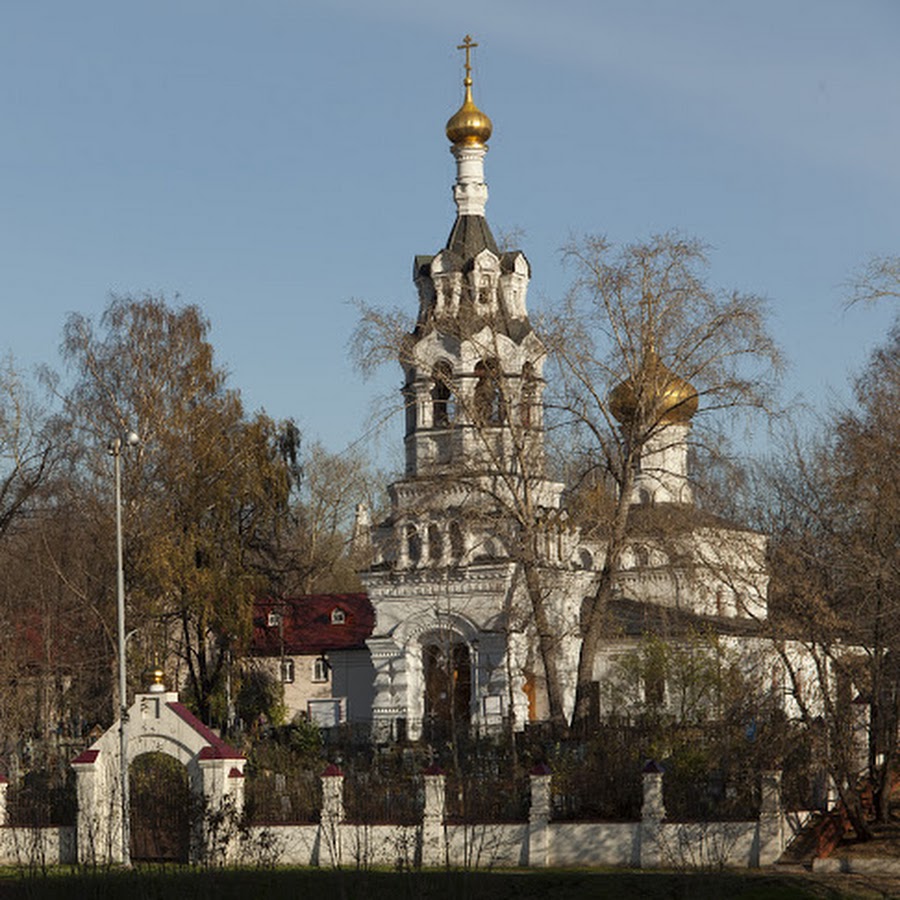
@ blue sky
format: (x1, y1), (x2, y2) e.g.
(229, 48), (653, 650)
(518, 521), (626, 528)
(1, 1), (897, 467)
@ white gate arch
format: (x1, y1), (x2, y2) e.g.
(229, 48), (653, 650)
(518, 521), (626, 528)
(71, 683), (246, 864)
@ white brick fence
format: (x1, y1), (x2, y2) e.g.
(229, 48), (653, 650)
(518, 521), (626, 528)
(0, 761), (794, 868)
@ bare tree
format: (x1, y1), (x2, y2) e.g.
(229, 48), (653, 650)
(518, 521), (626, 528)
(267, 441), (378, 595)
(765, 315), (900, 837)
(549, 233), (782, 728)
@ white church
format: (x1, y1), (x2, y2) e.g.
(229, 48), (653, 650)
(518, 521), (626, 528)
(259, 39), (781, 740)
(349, 40), (771, 741)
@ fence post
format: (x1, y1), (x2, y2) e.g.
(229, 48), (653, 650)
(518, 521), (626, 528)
(421, 764), (446, 867)
(757, 769), (784, 866)
(528, 763), (552, 868)
(640, 760), (665, 868)
(320, 763), (345, 866)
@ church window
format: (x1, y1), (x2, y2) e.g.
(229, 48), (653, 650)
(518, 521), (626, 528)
(635, 546), (650, 568)
(428, 523), (442, 563)
(267, 611), (281, 628)
(331, 608), (346, 625)
(406, 524), (422, 565)
(643, 670), (665, 707)
(280, 659), (295, 684)
(432, 362), (454, 427)
(449, 521), (464, 562)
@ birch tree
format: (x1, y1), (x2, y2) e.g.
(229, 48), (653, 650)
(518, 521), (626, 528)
(59, 295), (298, 724)
(550, 233), (782, 729)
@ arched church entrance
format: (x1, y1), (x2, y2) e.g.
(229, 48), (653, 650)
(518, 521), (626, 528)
(129, 751), (192, 862)
(423, 640), (471, 741)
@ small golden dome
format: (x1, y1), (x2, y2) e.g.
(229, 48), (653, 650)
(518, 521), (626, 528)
(142, 660), (166, 692)
(610, 349), (698, 426)
(446, 83), (493, 146)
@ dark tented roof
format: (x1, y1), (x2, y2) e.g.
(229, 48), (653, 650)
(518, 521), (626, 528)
(446, 215), (499, 260)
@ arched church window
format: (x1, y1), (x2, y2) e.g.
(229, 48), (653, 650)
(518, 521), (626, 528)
(635, 546), (650, 568)
(474, 359), (502, 426)
(406, 524), (422, 566)
(428, 523), (443, 563)
(432, 362), (454, 427)
(449, 520), (464, 563)
(644, 670), (665, 707)
(331, 608), (346, 625)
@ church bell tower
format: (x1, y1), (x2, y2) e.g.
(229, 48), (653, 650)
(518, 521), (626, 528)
(363, 38), (567, 741)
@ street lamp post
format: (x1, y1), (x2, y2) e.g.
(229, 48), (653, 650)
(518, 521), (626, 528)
(109, 431), (138, 866)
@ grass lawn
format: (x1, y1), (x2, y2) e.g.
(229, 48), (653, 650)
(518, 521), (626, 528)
(0, 867), (894, 900)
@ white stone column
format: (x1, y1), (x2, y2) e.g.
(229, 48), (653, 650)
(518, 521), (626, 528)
(640, 760), (666, 868)
(528, 764), (552, 867)
(72, 751), (112, 865)
(320, 764), (345, 866)
(198, 756), (242, 864)
(421, 766), (447, 867)
(0, 776), (8, 826)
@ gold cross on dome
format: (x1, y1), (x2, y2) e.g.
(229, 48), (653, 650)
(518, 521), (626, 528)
(457, 35), (478, 82)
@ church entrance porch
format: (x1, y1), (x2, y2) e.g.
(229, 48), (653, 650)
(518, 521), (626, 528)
(423, 641), (472, 742)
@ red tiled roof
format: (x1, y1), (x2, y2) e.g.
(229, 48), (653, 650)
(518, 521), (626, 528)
(250, 593), (374, 656)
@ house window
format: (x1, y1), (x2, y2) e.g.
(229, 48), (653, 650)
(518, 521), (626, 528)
(267, 611), (281, 628)
(313, 657), (329, 683)
(280, 659), (295, 684)
(331, 608), (346, 625)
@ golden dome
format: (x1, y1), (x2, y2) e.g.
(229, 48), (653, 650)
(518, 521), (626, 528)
(446, 83), (493, 145)
(446, 35), (492, 146)
(610, 349), (699, 426)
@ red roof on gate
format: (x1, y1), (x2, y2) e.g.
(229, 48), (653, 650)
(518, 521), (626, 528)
(250, 594), (374, 656)
(168, 702), (244, 760)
